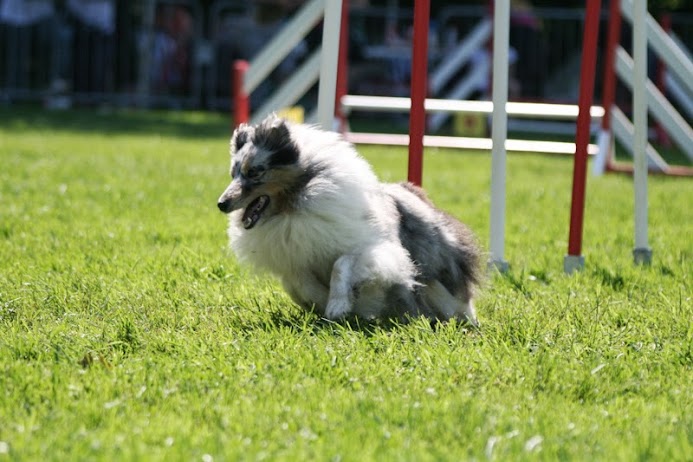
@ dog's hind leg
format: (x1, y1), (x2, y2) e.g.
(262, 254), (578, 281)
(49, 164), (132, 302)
(385, 283), (433, 321)
(456, 299), (479, 327)
(324, 254), (357, 319)
(422, 280), (478, 326)
(324, 242), (417, 320)
(421, 280), (458, 320)
(453, 285), (479, 327)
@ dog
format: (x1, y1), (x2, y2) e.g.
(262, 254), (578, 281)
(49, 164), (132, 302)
(217, 114), (482, 325)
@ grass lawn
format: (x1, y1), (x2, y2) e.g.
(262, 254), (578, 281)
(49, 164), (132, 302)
(0, 107), (691, 461)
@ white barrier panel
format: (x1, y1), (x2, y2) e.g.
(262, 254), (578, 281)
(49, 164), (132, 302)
(244, 0), (325, 95)
(251, 50), (322, 125)
(665, 73), (693, 120)
(616, 47), (693, 161)
(341, 95), (604, 119)
(611, 107), (669, 171)
(344, 128), (598, 155)
(621, 0), (693, 96)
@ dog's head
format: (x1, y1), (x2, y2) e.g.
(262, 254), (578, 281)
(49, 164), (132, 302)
(217, 114), (302, 229)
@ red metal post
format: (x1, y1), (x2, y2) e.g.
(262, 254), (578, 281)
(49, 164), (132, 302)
(407, 0), (430, 186)
(233, 60), (250, 129)
(567, 0), (602, 257)
(335, 0), (350, 132)
(655, 13), (672, 146)
(601, 0), (621, 133)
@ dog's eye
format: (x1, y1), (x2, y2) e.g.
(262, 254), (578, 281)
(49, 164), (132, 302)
(246, 166), (266, 180)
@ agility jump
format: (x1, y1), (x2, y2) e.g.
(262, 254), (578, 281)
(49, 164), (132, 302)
(231, 0), (692, 273)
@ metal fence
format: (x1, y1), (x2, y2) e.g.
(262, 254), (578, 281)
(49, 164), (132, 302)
(0, 2), (690, 110)
(0, 0), (207, 108)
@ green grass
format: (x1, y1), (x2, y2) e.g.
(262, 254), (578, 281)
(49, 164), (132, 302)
(0, 107), (691, 461)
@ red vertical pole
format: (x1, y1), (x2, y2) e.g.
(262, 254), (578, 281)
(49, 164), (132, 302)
(601, 0), (621, 133)
(567, 0), (602, 258)
(486, 0), (495, 98)
(407, 0), (430, 186)
(233, 60), (249, 129)
(655, 13), (672, 146)
(600, 0), (621, 172)
(335, 0), (350, 133)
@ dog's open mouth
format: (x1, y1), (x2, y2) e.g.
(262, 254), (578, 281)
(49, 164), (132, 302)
(242, 195), (270, 229)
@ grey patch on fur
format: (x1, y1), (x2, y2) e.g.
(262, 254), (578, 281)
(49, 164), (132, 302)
(234, 126), (252, 152)
(253, 115), (292, 151)
(268, 144), (299, 167)
(232, 117), (300, 177)
(391, 182), (481, 301)
(273, 164), (326, 213)
(296, 163), (323, 189)
(384, 284), (435, 321)
(252, 117), (300, 167)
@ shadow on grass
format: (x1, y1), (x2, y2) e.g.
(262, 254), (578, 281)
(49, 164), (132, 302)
(0, 104), (231, 139)
(232, 303), (475, 338)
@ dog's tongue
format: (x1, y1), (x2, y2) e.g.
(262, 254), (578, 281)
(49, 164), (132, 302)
(242, 195), (270, 229)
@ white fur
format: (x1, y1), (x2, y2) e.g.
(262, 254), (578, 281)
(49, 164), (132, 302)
(220, 117), (479, 324)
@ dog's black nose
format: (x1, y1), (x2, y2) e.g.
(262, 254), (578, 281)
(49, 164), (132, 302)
(217, 200), (231, 213)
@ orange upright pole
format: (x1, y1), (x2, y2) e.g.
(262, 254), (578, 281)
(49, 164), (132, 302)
(233, 60), (250, 129)
(407, 0), (430, 186)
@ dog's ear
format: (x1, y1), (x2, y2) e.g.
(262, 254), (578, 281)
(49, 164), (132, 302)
(255, 114), (300, 166)
(255, 114), (292, 152)
(231, 123), (253, 155)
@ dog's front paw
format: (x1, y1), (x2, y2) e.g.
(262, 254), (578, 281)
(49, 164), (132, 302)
(324, 298), (351, 320)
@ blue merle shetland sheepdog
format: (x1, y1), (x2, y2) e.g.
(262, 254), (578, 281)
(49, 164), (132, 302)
(218, 114), (482, 325)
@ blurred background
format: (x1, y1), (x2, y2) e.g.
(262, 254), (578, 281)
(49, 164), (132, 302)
(0, 0), (691, 117)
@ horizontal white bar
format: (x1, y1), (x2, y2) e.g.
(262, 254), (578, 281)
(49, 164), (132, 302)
(344, 132), (598, 155)
(341, 95), (604, 119)
(429, 58), (489, 131)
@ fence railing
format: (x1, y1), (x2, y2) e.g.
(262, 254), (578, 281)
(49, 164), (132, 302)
(1, 3), (691, 111)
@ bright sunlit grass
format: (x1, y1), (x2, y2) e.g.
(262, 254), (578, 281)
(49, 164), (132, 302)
(0, 107), (691, 461)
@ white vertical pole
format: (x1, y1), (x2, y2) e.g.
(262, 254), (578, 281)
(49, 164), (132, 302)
(317, 0), (343, 130)
(632, 0), (652, 264)
(489, 0), (510, 272)
(593, 129), (611, 175)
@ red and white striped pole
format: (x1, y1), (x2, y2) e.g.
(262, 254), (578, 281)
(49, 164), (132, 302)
(564, 0), (602, 274)
(407, 0), (430, 186)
